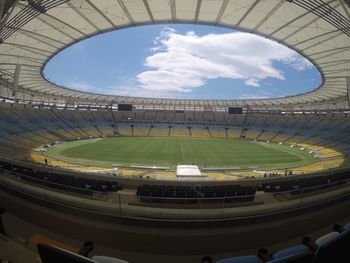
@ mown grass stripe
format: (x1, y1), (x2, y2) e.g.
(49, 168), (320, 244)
(45, 137), (316, 169)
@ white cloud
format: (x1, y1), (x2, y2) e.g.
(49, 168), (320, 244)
(64, 28), (314, 98)
(63, 79), (180, 98)
(287, 56), (314, 71)
(136, 29), (313, 94)
(245, 78), (260, 87)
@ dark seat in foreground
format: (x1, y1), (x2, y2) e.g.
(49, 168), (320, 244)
(216, 221), (350, 263)
(311, 228), (350, 263)
(37, 243), (129, 263)
(216, 249), (313, 263)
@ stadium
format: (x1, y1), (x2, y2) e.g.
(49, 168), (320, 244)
(1, 0), (350, 262)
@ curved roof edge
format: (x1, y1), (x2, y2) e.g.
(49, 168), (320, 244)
(0, 0), (349, 109)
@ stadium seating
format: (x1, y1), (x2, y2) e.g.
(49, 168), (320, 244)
(1, 105), (350, 261)
(38, 243), (129, 263)
(261, 171), (350, 195)
(0, 160), (122, 196)
(0, 104), (346, 160)
(136, 184), (256, 204)
(216, 222), (350, 263)
(0, 102), (349, 202)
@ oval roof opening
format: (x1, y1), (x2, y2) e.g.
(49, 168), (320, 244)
(44, 24), (321, 100)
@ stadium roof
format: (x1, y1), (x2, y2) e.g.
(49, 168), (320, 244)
(0, 0), (350, 109)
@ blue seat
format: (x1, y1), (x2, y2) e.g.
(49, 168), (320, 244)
(38, 243), (97, 263)
(312, 230), (350, 263)
(268, 251), (314, 262)
(267, 245), (314, 263)
(272, 245), (310, 259)
(341, 222), (350, 231)
(216, 255), (260, 263)
(38, 243), (128, 263)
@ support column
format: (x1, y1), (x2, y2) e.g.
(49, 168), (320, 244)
(0, 0), (5, 21)
(12, 64), (20, 97)
(346, 77), (350, 108)
(0, 207), (5, 236)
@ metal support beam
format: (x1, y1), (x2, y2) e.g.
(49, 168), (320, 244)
(347, 77), (350, 107)
(0, 207), (6, 236)
(170, 0), (176, 21)
(142, 0), (154, 23)
(0, 0), (5, 20)
(117, 0), (134, 24)
(12, 64), (20, 97)
(194, 0), (202, 22)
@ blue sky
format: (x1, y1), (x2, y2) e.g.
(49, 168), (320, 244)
(44, 24), (321, 99)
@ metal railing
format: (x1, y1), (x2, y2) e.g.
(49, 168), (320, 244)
(1, 169), (350, 221)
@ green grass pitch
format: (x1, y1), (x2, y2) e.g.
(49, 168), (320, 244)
(45, 137), (316, 169)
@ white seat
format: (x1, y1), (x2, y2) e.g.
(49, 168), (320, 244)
(315, 232), (339, 246)
(272, 245), (310, 259)
(92, 256), (129, 263)
(216, 255), (260, 263)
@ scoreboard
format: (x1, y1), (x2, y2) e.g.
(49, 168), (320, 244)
(228, 107), (243, 114)
(118, 104), (132, 111)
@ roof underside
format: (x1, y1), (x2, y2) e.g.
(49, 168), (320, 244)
(0, 0), (350, 109)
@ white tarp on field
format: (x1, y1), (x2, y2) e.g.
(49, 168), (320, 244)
(176, 165), (204, 177)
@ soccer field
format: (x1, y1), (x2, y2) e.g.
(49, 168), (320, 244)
(45, 137), (316, 169)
